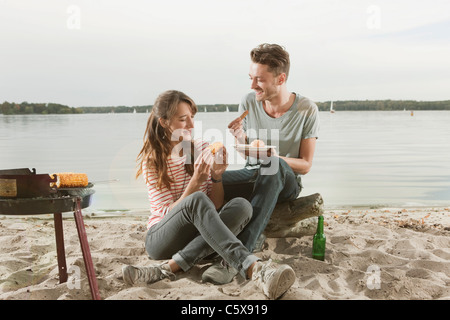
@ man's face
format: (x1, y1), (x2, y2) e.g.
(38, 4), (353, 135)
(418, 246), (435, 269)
(249, 62), (281, 102)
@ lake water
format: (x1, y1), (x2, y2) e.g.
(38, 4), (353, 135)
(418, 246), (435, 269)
(1, 110), (450, 213)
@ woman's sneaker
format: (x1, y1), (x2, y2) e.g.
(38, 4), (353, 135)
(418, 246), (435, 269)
(251, 259), (295, 299)
(122, 262), (176, 285)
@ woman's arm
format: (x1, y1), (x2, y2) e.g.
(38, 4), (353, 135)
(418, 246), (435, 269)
(208, 172), (224, 209)
(208, 146), (228, 209)
(167, 151), (212, 211)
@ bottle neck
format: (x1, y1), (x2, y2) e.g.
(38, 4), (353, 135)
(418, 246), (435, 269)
(317, 216), (324, 234)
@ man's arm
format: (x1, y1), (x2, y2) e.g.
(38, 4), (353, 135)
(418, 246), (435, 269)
(279, 137), (316, 175)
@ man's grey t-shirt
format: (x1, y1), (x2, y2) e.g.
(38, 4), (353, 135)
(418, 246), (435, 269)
(238, 91), (320, 173)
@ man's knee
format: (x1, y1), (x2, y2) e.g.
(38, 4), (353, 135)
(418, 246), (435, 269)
(259, 157), (291, 179)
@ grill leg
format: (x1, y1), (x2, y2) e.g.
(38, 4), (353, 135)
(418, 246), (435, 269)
(73, 198), (101, 300)
(54, 212), (68, 283)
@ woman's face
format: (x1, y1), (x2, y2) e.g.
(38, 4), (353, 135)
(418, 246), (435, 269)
(167, 101), (195, 143)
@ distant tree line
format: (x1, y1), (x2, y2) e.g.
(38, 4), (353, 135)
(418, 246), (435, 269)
(2, 100), (450, 115)
(1, 101), (82, 115)
(316, 100), (450, 111)
(78, 104), (239, 113)
(78, 105), (153, 114)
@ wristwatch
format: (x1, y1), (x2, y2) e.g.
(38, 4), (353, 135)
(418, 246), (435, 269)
(211, 176), (222, 183)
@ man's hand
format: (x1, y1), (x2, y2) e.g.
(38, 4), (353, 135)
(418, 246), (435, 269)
(228, 110), (248, 144)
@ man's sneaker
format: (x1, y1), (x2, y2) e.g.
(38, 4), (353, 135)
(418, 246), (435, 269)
(251, 259), (295, 299)
(202, 259), (238, 285)
(253, 233), (267, 253)
(122, 262), (176, 285)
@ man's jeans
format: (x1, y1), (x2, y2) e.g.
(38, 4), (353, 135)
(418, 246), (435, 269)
(223, 157), (301, 252)
(145, 192), (259, 279)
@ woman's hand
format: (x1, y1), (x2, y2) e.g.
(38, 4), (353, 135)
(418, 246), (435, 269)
(191, 145), (228, 184)
(192, 150), (213, 183)
(210, 146), (228, 179)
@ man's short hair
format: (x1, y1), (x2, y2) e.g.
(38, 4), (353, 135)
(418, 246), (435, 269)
(250, 43), (290, 80)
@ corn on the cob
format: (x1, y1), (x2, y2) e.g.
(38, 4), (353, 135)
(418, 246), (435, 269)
(50, 173), (88, 188)
(208, 142), (224, 155)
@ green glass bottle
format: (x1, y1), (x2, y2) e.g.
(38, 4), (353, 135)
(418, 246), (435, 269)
(312, 215), (326, 261)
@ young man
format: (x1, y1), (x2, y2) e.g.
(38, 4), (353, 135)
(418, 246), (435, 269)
(202, 43), (320, 285)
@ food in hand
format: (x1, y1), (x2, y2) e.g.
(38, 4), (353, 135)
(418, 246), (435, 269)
(50, 173), (89, 188)
(239, 110), (249, 120)
(208, 142), (224, 155)
(250, 139), (265, 148)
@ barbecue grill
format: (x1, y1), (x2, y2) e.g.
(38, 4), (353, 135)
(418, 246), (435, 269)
(0, 168), (100, 300)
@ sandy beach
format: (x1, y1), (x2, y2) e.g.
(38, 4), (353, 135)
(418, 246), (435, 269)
(0, 205), (448, 300)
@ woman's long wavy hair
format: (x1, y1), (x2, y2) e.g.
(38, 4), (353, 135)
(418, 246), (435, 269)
(136, 90), (197, 190)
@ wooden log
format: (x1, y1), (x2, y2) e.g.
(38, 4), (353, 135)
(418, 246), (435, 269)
(264, 193), (324, 238)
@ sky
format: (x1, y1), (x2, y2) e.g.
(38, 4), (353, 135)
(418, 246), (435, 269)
(1, 0), (449, 107)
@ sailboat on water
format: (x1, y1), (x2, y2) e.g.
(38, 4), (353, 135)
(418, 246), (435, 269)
(330, 101), (335, 113)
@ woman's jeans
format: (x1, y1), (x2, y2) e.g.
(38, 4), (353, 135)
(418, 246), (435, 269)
(145, 192), (259, 279)
(222, 157), (301, 252)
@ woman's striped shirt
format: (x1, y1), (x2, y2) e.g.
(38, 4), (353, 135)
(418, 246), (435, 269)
(143, 140), (212, 229)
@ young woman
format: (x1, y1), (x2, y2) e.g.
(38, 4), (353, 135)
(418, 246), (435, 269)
(122, 90), (295, 299)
